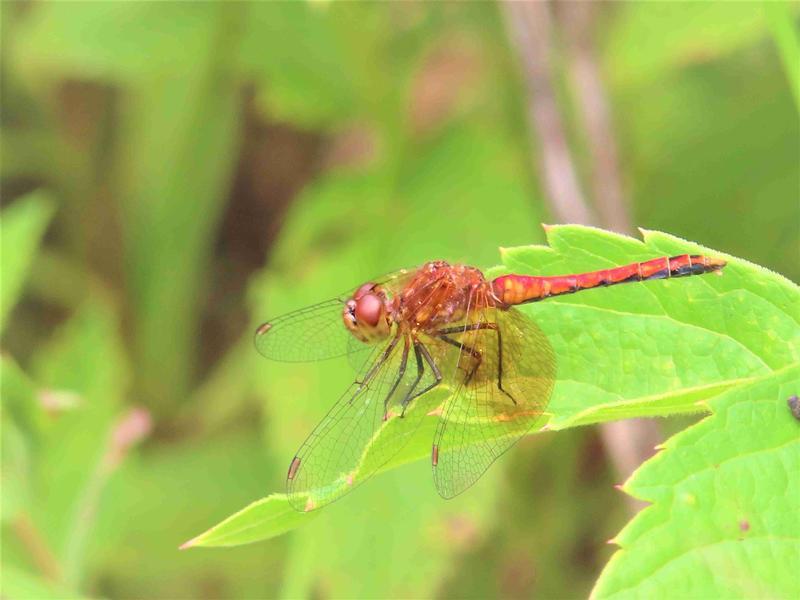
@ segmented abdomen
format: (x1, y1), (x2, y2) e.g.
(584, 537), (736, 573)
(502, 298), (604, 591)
(492, 254), (726, 306)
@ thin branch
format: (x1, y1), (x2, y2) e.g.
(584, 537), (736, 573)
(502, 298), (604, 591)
(503, 0), (592, 225)
(11, 513), (62, 584)
(559, 1), (632, 234)
(503, 0), (660, 508)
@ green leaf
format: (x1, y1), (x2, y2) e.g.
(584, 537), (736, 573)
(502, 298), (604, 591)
(113, 5), (243, 412)
(239, 3), (363, 128)
(191, 226), (797, 546)
(180, 495), (316, 549)
(603, 3), (772, 88)
(593, 365), (800, 598)
(0, 565), (85, 600)
(0, 357), (46, 522)
(9, 2), (224, 83)
(29, 299), (130, 588)
(1, 417), (32, 523)
(0, 355), (46, 441)
(87, 430), (282, 596)
(503, 226), (798, 429)
(0, 191), (55, 334)
(11, 1), (246, 412)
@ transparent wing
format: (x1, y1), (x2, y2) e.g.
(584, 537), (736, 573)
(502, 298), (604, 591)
(347, 334), (374, 372)
(254, 297), (358, 362)
(287, 333), (442, 511)
(431, 306), (556, 499)
(254, 268), (418, 363)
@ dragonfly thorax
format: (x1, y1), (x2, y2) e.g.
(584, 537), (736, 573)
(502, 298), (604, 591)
(342, 282), (394, 344)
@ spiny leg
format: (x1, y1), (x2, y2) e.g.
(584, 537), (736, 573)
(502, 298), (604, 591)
(395, 340), (424, 418)
(399, 339), (443, 415)
(437, 334), (482, 384)
(352, 332), (401, 402)
(382, 336), (409, 420)
(436, 322), (516, 404)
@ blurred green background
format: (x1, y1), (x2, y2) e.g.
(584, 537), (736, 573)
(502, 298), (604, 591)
(1, 2), (797, 599)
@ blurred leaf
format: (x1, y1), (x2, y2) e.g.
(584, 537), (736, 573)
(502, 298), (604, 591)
(115, 5), (243, 411)
(279, 459), (501, 599)
(0, 190), (55, 334)
(29, 298), (129, 589)
(607, 11), (799, 283)
(0, 355), (46, 441)
(602, 3), (772, 88)
(240, 2), (363, 128)
(593, 365), (800, 598)
(86, 431), (283, 599)
(1, 418), (31, 523)
(194, 226), (796, 546)
(764, 0), (800, 111)
(1, 357), (45, 523)
(181, 495), (316, 549)
(10, 2), (223, 84)
(0, 565), (85, 600)
(11, 0), (246, 412)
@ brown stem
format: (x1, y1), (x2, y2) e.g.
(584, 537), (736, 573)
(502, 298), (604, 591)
(503, 0), (592, 224)
(559, 1), (632, 234)
(503, 0), (660, 510)
(11, 512), (62, 583)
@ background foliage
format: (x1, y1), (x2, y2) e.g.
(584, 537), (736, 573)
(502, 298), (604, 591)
(1, 2), (798, 599)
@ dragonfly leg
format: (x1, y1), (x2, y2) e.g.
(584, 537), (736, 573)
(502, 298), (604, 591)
(397, 343), (425, 417)
(383, 336), (410, 420)
(399, 339), (443, 415)
(436, 323), (517, 405)
(352, 331), (401, 402)
(437, 334), (482, 384)
(437, 329), (483, 383)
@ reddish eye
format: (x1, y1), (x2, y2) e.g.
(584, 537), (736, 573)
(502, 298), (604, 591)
(353, 282), (376, 300)
(355, 294), (382, 327)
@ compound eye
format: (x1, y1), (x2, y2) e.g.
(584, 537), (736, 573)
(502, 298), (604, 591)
(354, 293), (383, 327)
(353, 282), (376, 300)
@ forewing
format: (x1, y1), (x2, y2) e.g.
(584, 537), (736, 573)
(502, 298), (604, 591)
(255, 297), (360, 362)
(347, 334), (373, 372)
(255, 268), (418, 363)
(432, 306), (556, 499)
(287, 334), (441, 511)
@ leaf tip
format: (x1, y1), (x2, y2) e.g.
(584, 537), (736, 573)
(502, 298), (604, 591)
(179, 536), (200, 551)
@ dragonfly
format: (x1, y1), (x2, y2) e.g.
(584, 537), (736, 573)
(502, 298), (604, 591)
(255, 253), (726, 511)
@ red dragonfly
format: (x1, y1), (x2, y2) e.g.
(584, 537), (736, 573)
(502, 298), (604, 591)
(255, 254), (725, 511)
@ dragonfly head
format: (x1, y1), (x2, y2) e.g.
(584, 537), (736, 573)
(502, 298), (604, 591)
(343, 282), (393, 344)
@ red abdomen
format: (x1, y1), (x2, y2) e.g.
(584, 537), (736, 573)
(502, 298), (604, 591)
(492, 254), (726, 306)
